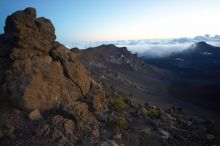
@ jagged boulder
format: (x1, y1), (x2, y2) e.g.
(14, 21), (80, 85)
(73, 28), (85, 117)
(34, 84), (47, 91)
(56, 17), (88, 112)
(4, 7), (55, 60)
(0, 7), (97, 111)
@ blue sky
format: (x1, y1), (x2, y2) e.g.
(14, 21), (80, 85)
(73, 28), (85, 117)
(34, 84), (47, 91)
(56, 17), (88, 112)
(1, 0), (220, 43)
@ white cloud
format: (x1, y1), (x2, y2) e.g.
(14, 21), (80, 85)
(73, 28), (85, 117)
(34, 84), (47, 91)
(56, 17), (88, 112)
(66, 35), (220, 58)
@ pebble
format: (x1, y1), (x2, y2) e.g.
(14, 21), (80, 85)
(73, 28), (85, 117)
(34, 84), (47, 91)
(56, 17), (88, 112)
(160, 129), (170, 139)
(28, 109), (43, 121)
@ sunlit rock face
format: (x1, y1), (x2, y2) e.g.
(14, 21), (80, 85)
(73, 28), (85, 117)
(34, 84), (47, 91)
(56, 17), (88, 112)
(0, 7), (105, 111)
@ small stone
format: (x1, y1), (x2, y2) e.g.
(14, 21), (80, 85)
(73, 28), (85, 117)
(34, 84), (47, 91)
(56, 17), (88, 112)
(152, 105), (157, 109)
(160, 129), (170, 139)
(63, 119), (74, 136)
(28, 109), (43, 121)
(113, 133), (122, 140)
(141, 107), (148, 115)
(52, 128), (70, 146)
(206, 134), (215, 140)
(36, 124), (50, 137)
(187, 121), (192, 126)
(172, 117), (177, 121)
(139, 127), (152, 135)
(165, 113), (172, 120)
(52, 128), (63, 140)
(52, 115), (64, 127)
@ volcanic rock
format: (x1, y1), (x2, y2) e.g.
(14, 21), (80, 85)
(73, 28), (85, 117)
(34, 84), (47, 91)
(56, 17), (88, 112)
(1, 7), (102, 111)
(4, 7), (55, 60)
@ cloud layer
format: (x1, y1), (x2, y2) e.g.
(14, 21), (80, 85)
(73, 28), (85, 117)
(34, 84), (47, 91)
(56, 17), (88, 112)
(65, 35), (220, 58)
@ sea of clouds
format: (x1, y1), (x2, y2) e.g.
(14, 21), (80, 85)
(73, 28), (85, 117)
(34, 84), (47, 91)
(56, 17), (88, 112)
(65, 35), (220, 58)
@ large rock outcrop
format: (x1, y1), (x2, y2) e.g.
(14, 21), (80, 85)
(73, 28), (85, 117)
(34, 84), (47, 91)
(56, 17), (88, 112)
(0, 7), (102, 111)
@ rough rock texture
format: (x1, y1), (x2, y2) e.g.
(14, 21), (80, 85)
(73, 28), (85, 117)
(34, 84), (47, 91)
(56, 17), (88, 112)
(4, 8), (55, 60)
(88, 79), (107, 112)
(63, 101), (97, 130)
(61, 60), (91, 97)
(1, 7), (101, 111)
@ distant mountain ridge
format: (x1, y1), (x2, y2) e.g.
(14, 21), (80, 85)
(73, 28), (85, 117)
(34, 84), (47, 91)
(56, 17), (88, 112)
(143, 41), (220, 115)
(65, 35), (220, 50)
(143, 41), (220, 77)
(65, 36), (220, 60)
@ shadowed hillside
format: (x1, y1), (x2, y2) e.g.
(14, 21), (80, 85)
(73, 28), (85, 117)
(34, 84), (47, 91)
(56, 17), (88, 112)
(0, 8), (219, 146)
(144, 42), (220, 120)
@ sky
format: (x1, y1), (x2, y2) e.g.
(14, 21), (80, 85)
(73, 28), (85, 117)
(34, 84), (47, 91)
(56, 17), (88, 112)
(0, 0), (220, 43)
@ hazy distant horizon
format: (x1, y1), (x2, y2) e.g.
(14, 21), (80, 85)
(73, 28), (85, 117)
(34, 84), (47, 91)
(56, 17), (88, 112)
(66, 34), (220, 58)
(1, 0), (220, 42)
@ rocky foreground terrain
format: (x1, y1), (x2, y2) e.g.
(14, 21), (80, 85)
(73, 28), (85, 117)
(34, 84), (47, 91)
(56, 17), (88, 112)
(0, 8), (219, 146)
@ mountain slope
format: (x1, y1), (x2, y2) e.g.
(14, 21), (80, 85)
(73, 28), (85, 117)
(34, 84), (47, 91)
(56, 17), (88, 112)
(0, 8), (219, 146)
(144, 42), (220, 77)
(74, 44), (174, 107)
(143, 42), (220, 115)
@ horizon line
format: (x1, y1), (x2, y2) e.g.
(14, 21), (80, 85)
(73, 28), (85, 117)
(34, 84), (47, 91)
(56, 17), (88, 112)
(62, 34), (220, 43)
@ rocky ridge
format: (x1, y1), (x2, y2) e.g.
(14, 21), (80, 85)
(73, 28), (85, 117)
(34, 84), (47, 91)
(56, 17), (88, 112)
(0, 8), (219, 146)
